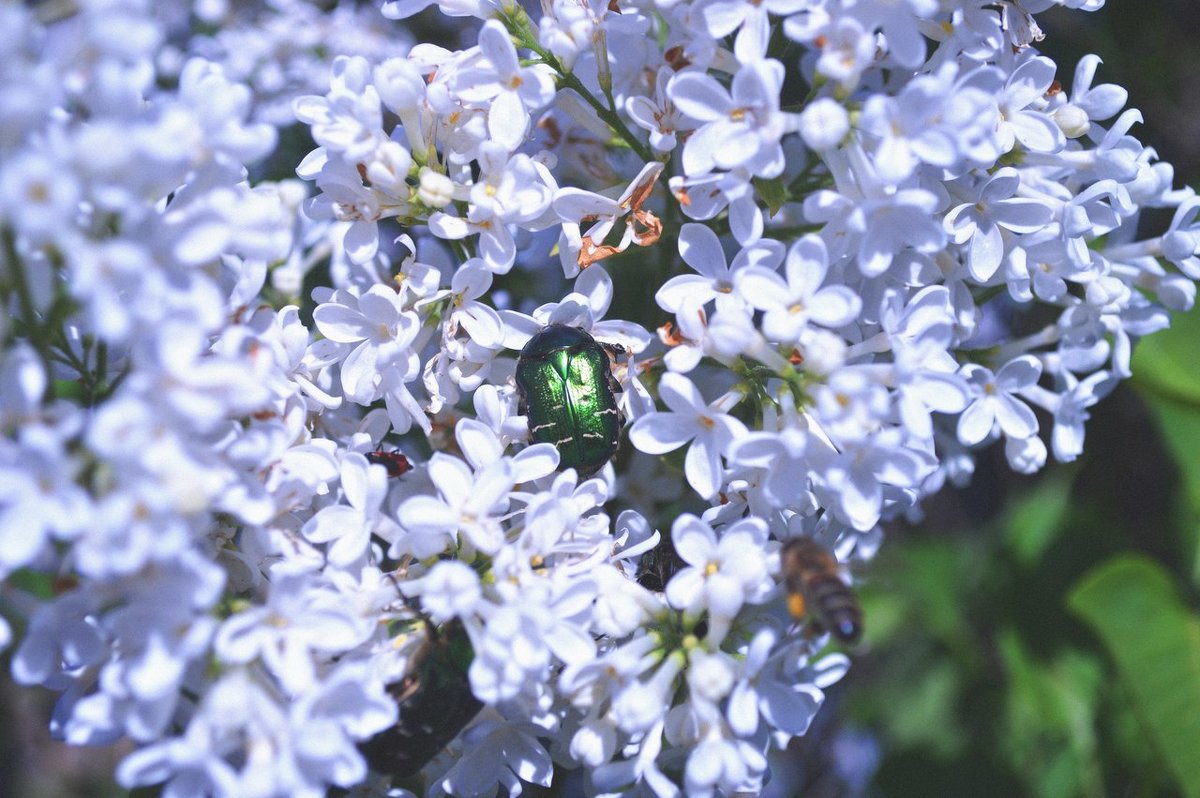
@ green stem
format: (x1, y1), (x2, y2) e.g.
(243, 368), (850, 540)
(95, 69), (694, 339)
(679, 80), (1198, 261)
(96, 341), (108, 383)
(51, 330), (103, 405)
(2, 228), (55, 402)
(504, 8), (656, 165)
(558, 69), (655, 164)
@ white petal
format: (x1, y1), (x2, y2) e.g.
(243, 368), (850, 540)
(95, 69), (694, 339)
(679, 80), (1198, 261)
(629, 412), (697, 454)
(398, 495), (457, 533)
(672, 514), (716, 564)
(300, 506), (360, 544)
(455, 418), (502, 469)
(312, 304), (370, 343)
(340, 341), (381, 402)
(993, 198), (1054, 233)
(809, 286), (861, 327)
(457, 301), (505, 348)
(488, 90), (528, 151)
(478, 20), (519, 77)
(665, 568), (704, 611)
(996, 355), (1042, 389)
(343, 220), (379, 264)
(677, 224), (727, 280)
(994, 394), (1038, 439)
(428, 454), (474, 508)
(684, 434), (722, 499)
(668, 72), (731, 123)
(554, 188), (621, 222)
(956, 399), (994, 446)
(967, 222), (1004, 282)
(658, 371), (706, 414)
(428, 212), (472, 240)
(657, 274), (716, 313)
(701, 0), (747, 37)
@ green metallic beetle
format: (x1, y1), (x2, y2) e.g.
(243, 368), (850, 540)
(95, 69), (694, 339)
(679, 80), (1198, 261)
(515, 324), (624, 477)
(358, 618), (480, 779)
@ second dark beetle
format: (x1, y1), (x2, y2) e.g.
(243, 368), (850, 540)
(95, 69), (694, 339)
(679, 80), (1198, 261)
(515, 324), (623, 478)
(359, 618), (481, 780)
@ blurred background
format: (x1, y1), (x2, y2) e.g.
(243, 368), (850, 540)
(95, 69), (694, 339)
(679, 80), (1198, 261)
(4, 1), (1200, 796)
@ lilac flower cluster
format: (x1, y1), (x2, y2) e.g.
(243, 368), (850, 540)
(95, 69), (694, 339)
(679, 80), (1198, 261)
(1, 0), (1197, 796)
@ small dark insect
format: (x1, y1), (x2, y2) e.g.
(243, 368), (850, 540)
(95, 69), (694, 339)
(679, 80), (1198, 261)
(358, 618), (481, 780)
(365, 448), (412, 479)
(780, 537), (863, 645)
(635, 535), (687, 593)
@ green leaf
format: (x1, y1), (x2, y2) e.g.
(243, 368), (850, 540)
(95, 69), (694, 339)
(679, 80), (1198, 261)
(857, 587), (906, 645)
(998, 630), (1105, 798)
(879, 659), (966, 758)
(53, 378), (87, 403)
(752, 176), (788, 217)
(1138, 392), (1200, 517)
(1134, 300), (1200, 407)
(1067, 554), (1200, 798)
(1003, 472), (1074, 567)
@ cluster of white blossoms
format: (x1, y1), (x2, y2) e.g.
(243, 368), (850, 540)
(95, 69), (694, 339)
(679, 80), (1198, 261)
(2, 0), (1198, 795)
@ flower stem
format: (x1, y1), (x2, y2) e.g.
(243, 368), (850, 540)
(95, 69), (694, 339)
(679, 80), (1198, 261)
(503, 8), (656, 165)
(2, 227), (55, 402)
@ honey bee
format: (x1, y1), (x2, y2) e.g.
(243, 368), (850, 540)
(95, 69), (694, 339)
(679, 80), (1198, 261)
(780, 537), (863, 645)
(358, 618), (481, 780)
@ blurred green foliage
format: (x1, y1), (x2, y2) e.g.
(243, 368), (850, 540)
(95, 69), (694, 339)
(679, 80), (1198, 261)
(825, 7), (1200, 796)
(839, 309), (1200, 798)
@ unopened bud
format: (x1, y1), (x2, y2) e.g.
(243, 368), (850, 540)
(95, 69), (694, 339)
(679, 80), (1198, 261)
(798, 98), (850, 151)
(1053, 103), (1090, 139)
(418, 167), (455, 208)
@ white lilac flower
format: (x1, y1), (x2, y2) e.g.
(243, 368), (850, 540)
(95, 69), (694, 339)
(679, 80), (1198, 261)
(655, 223), (783, 313)
(396, 453), (513, 557)
(727, 628), (827, 737)
(673, 167), (763, 243)
(469, 574), (597, 703)
(995, 55), (1066, 155)
(214, 573), (372, 693)
(453, 20), (556, 151)
(626, 67), (689, 154)
(1065, 54), (1128, 125)
(589, 720), (679, 797)
(628, 373), (747, 500)
(957, 356), (1044, 447)
(700, 0), (809, 63)
(736, 234), (862, 343)
(300, 452), (395, 568)
(293, 55), (385, 162)
(847, 0), (938, 68)
(944, 167), (1056, 281)
(312, 284), (421, 405)
(0, 149), (82, 242)
(428, 144), (553, 272)
(669, 60), (791, 178)
(436, 715), (554, 797)
(662, 515), (772, 643)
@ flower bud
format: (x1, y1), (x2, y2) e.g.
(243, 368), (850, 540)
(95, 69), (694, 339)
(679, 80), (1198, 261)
(1053, 103), (1090, 139)
(418, 167), (455, 208)
(798, 98), (850, 151)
